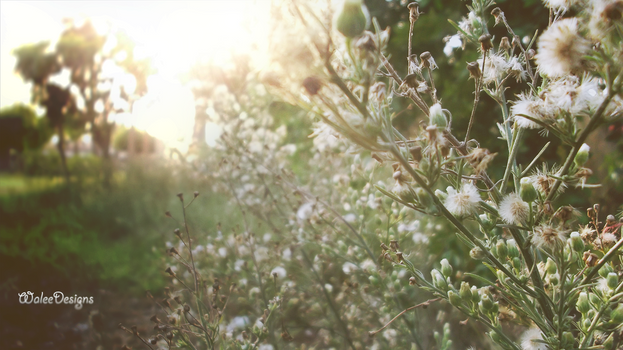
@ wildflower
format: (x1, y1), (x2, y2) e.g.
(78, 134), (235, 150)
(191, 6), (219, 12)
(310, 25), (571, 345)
(508, 56), (527, 82)
(536, 18), (591, 77)
(532, 224), (567, 249)
(601, 232), (618, 248)
(444, 183), (481, 216)
(543, 0), (572, 11)
(499, 193), (530, 225)
(478, 53), (511, 84)
(520, 326), (547, 350)
(271, 266), (287, 279)
(511, 93), (549, 129)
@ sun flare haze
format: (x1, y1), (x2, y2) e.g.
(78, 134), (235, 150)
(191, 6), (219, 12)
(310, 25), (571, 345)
(0, 0), (271, 151)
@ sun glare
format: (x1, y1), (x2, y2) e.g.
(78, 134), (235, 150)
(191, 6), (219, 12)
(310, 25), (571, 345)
(1, 0), (272, 152)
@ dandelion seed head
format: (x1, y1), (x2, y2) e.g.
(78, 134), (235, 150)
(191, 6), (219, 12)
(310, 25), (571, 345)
(500, 193), (530, 224)
(520, 326), (547, 350)
(533, 224), (567, 249)
(444, 183), (481, 216)
(536, 18), (591, 78)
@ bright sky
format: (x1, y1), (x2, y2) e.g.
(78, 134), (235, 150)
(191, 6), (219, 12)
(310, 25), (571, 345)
(0, 0), (271, 151)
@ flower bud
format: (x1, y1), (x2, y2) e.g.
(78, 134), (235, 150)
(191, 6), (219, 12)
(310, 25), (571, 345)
(506, 239), (519, 258)
(599, 264), (614, 279)
(499, 37), (511, 50)
(569, 232), (584, 252)
(440, 259), (453, 278)
(574, 143), (590, 167)
(471, 286), (480, 303)
(520, 177), (538, 203)
(429, 103), (448, 129)
(415, 187), (433, 208)
(577, 292), (590, 314)
(459, 282), (471, 301)
(479, 294), (494, 312)
(478, 34), (493, 51)
(607, 272), (618, 290)
(545, 257), (557, 275)
(496, 240), (508, 261)
(511, 257), (522, 270)
(589, 293), (601, 306)
(603, 333), (615, 350)
(470, 247), (486, 260)
(337, 0), (368, 38)
(448, 290), (461, 307)
(467, 62), (481, 79)
(431, 269), (447, 290)
(611, 304), (623, 324)
(369, 275), (380, 287)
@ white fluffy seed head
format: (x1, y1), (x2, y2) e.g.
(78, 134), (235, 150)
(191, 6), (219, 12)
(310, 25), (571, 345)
(444, 183), (481, 216)
(536, 18), (591, 78)
(499, 193), (530, 225)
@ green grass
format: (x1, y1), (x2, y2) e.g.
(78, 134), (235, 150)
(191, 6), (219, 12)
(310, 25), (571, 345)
(0, 162), (234, 296)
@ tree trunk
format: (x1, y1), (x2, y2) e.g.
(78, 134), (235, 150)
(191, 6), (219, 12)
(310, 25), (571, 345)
(56, 125), (70, 183)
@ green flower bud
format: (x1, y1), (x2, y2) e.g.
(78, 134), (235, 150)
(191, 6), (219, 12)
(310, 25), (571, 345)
(562, 332), (574, 348)
(496, 240), (508, 261)
(569, 231), (584, 252)
(440, 259), (453, 278)
(429, 103), (448, 129)
(478, 214), (495, 234)
(511, 257), (522, 270)
(471, 286), (480, 303)
(545, 257), (557, 275)
(415, 187), (433, 208)
(497, 270), (507, 284)
(607, 272), (618, 290)
(506, 239), (519, 258)
(520, 177), (538, 202)
(611, 304), (623, 324)
(470, 247), (486, 260)
(577, 292), (590, 314)
(589, 293), (601, 307)
(599, 264), (614, 279)
(431, 269), (447, 290)
(369, 275), (380, 287)
(448, 290), (461, 307)
(480, 294), (494, 311)
(603, 333), (614, 350)
(336, 0), (368, 38)
(459, 282), (472, 301)
(583, 318), (592, 329)
(574, 143), (590, 167)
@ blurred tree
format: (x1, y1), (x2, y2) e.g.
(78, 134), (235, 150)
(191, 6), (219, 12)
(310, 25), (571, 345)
(13, 19), (152, 184)
(0, 104), (52, 171)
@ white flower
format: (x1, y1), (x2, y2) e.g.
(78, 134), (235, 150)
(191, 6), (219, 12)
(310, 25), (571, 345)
(444, 183), (481, 216)
(478, 53), (511, 84)
(342, 262), (358, 274)
(270, 266), (287, 279)
(511, 93), (551, 129)
(499, 193), (530, 225)
(297, 202), (314, 222)
(542, 0), (571, 10)
(520, 326), (547, 350)
(536, 18), (591, 77)
(218, 247), (228, 257)
(226, 316), (249, 332)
